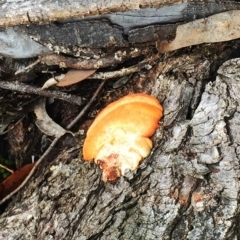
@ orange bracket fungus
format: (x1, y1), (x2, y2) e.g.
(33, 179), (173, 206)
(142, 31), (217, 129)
(83, 93), (163, 181)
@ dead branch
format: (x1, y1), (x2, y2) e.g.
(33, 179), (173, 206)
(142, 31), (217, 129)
(67, 80), (105, 129)
(0, 81), (82, 106)
(0, 164), (13, 174)
(89, 64), (143, 80)
(40, 48), (151, 69)
(15, 59), (41, 75)
(89, 54), (159, 79)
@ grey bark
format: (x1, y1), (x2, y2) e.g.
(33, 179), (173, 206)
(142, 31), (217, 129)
(1, 1), (240, 240)
(1, 1), (240, 58)
(0, 0), (185, 27)
(0, 0), (239, 28)
(1, 50), (240, 239)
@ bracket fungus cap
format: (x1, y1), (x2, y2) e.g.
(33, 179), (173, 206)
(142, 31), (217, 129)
(83, 93), (163, 181)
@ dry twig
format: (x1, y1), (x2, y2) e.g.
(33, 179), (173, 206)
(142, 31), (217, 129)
(40, 48), (150, 69)
(0, 164), (14, 174)
(67, 80), (105, 129)
(13, 48), (150, 75)
(15, 59), (41, 75)
(0, 81), (82, 105)
(89, 54), (159, 79)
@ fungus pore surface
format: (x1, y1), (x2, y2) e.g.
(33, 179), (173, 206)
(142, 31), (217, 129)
(83, 93), (163, 181)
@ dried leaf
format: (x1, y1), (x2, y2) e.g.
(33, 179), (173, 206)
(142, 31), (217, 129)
(34, 98), (67, 138)
(56, 69), (96, 87)
(157, 10), (240, 53)
(41, 74), (65, 89)
(0, 162), (35, 200)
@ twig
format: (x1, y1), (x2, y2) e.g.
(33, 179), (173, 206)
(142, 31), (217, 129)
(67, 80), (105, 129)
(90, 63), (144, 80)
(0, 164), (14, 174)
(15, 59), (41, 75)
(0, 116), (25, 135)
(13, 49), (151, 75)
(0, 81), (82, 106)
(0, 81), (105, 204)
(89, 54), (159, 80)
(40, 48), (150, 69)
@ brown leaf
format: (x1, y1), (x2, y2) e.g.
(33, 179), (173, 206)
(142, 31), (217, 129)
(0, 162), (35, 200)
(57, 69), (96, 87)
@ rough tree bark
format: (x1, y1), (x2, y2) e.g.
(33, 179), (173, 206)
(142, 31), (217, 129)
(1, 1), (240, 240)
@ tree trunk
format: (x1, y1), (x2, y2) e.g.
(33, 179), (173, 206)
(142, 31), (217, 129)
(1, 1), (240, 240)
(1, 47), (240, 239)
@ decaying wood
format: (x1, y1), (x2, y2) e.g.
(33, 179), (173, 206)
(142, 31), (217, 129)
(0, 0), (184, 27)
(1, 46), (240, 239)
(0, 0), (240, 28)
(1, 1), (240, 59)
